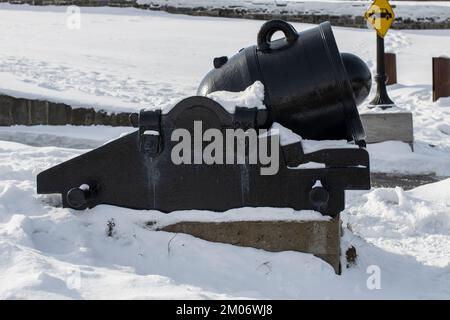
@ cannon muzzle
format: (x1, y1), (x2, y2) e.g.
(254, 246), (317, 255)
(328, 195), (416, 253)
(198, 20), (372, 143)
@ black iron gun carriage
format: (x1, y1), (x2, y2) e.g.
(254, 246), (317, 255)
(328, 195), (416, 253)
(37, 20), (372, 218)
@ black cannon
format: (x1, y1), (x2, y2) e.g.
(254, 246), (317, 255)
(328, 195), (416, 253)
(37, 20), (371, 217)
(198, 20), (371, 144)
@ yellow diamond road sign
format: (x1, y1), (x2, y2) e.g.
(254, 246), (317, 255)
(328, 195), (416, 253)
(364, 0), (395, 38)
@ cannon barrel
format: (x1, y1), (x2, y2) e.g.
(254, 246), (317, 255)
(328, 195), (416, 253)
(198, 20), (372, 143)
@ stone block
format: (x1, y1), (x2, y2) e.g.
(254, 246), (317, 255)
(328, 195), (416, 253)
(94, 110), (110, 126)
(0, 95), (13, 126)
(48, 103), (71, 125)
(84, 108), (96, 125)
(11, 99), (30, 125)
(360, 111), (414, 145)
(71, 108), (91, 125)
(30, 100), (48, 125)
(109, 113), (119, 126)
(117, 112), (131, 126)
(160, 215), (341, 274)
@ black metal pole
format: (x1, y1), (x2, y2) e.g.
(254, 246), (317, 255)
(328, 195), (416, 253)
(369, 34), (395, 108)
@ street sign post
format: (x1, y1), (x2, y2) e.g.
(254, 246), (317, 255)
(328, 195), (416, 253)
(365, 0), (396, 108)
(364, 0), (395, 38)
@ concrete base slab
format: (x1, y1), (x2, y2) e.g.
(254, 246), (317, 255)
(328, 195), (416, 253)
(159, 215), (341, 274)
(360, 112), (414, 146)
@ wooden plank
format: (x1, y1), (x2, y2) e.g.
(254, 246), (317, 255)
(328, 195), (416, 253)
(433, 57), (450, 102)
(385, 53), (397, 85)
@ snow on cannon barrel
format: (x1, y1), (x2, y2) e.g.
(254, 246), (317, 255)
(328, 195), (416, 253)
(36, 20), (371, 222)
(198, 20), (372, 144)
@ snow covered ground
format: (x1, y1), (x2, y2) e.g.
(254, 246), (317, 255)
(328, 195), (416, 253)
(0, 4), (449, 175)
(0, 5), (450, 299)
(138, 0), (450, 22)
(0, 137), (449, 299)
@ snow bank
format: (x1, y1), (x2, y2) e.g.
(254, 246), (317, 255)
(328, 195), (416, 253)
(0, 6), (450, 299)
(345, 178), (450, 268)
(137, 0), (450, 22)
(368, 141), (450, 176)
(0, 125), (134, 149)
(1, 139), (450, 298)
(0, 6), (447, 175)
(149, 207), (330, 230)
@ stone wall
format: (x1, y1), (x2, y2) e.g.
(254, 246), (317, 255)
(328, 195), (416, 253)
(0, 95), (133, 126)
(1, 0), (450, 29)
(0, 1), (447, 126)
